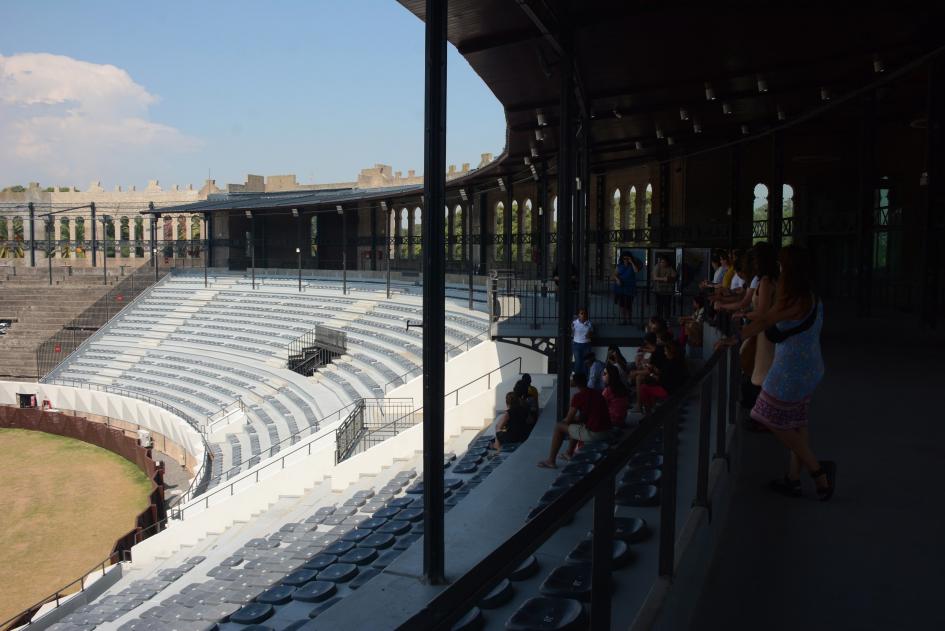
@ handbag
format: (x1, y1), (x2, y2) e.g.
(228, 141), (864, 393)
(739, 336), (757, 374)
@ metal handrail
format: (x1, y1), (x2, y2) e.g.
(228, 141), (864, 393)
(398, 327), (737, 630)
(382, 325), (492, 394)
(0, 551), (124, 631)
(204, 396), (244, 434)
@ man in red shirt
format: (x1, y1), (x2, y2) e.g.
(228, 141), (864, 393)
(538, 372), (611, 468)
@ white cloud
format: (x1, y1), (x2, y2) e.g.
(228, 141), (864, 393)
(0, 52), (200, 184)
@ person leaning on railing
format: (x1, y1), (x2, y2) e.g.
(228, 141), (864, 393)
(716, 245), (835, 501)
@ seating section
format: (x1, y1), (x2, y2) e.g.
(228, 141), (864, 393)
(50, 431), (514, 631)
(47, 272), (490, 487)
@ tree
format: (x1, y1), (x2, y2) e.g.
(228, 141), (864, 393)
(2, 185), (26, 193)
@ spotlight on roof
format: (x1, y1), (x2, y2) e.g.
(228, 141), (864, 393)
(704, 81), (716, 101)
(741, 124), (750, 135)
(530, 164), (539, 181)
(295, 247), (300, 254)
(244, 210), (253, 219)
(380, 200), (388, 211)
(655, 125), (665, 140)
(679, 108), (689, 121)
(613, 108), (623, 119)
(693, 120), (703, 134)
(336, 205), (343, 214)
(497, 177), (506, 192)
(756, 75), (769, 93)
(291, 208), (298, 218)
(666, 136), (675, 146)
(536, 109), (547, 127)
(530, 143), (539, 158)
(777, 106), (786, 121)
(873, 54), (885, 74)
(820, 87), (831, 101)
(722, 102), (732, 115)
(535, 128), (544, 142)
(523, 156), (531, 166)
(458, 189), (467, 201)
(635, 141), (644, 150)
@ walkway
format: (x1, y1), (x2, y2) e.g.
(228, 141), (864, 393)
(690, 303), (945, 630)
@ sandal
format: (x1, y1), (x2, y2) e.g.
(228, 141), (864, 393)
(810, 461), (836, 501)
(769, 475), (802, 498)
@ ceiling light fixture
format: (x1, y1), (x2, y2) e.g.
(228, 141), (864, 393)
(635, 141), (644, 150)
(757, 75), (769, 93)
(291, 208), (298, 218)
(704, 81), (716, 101)
(667, 136), (675, 146)
(244, 210), (253, 219)
(380, 200), (388, 211)
(820, 87), (831, 101)
(536, 109), (547, 126)
(741, 124), (750, 135)
(693, 120), (703, 134)
(458, 189), (467, 201)
(777, 106), (786, 121)
(655, 125), (665, 140)
(336, 205), (343, 214)
(523, 156), (531, 166)
(535, 128), (544, 142)
(613, 108), (623, 119)
(497, 177), (506, 192)
(679, 108), (689, 121)
(722, 102), (732, 115)
(530, 144), (539, 158)
(873, 54), (885, 74)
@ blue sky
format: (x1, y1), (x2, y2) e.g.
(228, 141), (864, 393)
(0, 0), (506, 189)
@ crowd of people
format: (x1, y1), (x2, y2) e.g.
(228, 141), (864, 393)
(523, 242), (833, 500)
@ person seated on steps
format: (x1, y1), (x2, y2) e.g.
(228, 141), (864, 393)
(537, 372), (610, 469)
(494, 392), (531, 450)
(584, 352), (607, 391)
(602, 364), (632, 428)
(513, 373), (540, 430)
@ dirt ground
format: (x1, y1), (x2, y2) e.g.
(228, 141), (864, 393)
(0, 428), (152, 624)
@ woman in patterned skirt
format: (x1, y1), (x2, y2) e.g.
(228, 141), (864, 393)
(718, 245), (835, 500)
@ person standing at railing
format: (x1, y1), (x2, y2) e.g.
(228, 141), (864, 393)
(571, 308), (594, 377)
(716, 245), (834, 501)
(612, 252), (642, 325)
(653, 254), (678, 320)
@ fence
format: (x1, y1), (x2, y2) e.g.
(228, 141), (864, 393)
(286, 325), (347, 376)
(35, 268), (169, 377)
(334, 398), (417, 463)
(399, 319), (739, 630)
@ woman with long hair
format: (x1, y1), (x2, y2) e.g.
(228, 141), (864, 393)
(602, 364), (631, 427)
(717, 245), (835, 500)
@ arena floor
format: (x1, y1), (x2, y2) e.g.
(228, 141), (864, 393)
(0, 428), (152, 623)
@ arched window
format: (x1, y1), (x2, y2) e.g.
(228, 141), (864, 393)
(399, 208), (409, 259)
(119, 216), (130, 257)
(0, 217), (7, 258)
(523, 199), (533, 262)
(60, 217), (71, 258)
(453, 205), (463, 259)
(412, 207), (422, 257)
(612, 189), (622, 231)
(494, 201), (505, 262)
(310, 215), (319, 258)
(134, 217), (144, 257)
(782, 184), (794, 246)
(105, 216), (117, 258)
(628, 186), (638, 231)
(75, 217), (86, 258)
(163, 217), (173, 258)
(511, 200), (520, 261)
(190, 215), (201, 258)
(753, 183), (769, 243)
(644, 184), (653, 229)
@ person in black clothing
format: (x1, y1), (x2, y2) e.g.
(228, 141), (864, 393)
(494, 392), (531, 449)
(638, 340), (689, 412)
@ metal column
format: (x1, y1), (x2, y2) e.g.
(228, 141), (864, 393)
(855, 94), (876, 317)
(28, 203), (36, 267)
(921, 58), (945, 328)
(769, 132), (784, 248)
(595, 173), (606, 280)
(421, 0), (447, 585)
(505, 180), (514, 270)
(729, 145), (741, 247)
(658, 163), (670, 247)
(90, 202), (97, 267)
(371, 206), (378, 271)
(206, 211), (213, 268)
(477, 190), (488, 274)
(466, 192), (474, 309)
(537, 168), (548, 280)
(556, 46), (575, 424)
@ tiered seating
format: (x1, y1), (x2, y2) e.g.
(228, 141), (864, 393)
(47, 272), (490, 488)
(54, 430), (511, 631)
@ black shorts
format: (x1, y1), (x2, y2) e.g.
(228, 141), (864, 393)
(614, 294), (634, 308)
(496, 429), (527, 445)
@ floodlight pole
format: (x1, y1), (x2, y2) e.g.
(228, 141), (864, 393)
(297, 247), (302, 292)
(204, 214), (209, 288)
(101, 216), (109, 286)
(46, 215), (52, 285)
(421, 0), (447, 586)
(386, 208), (392, 300)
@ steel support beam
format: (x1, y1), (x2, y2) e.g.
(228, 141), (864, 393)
(921, 58), (945, 328)
(595, 173), (606, 280)
(421, 0), (447, 585)
(478, 190), (488, 273)
(537, 167), (548, 280)
(555, 41), (575, 425)
(505, 180), (514, 270)
(28, 202), (36, 267)
(371, 206), (378, 271)
(658, 163), (670, 247)
(855, 94), (876, 317)
(90, 202), (97, 267)
(206, 211), (214, 268)
(769, 132), (784, 248)
(729, 145), (741, 247)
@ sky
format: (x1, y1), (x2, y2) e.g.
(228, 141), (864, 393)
(0, 0), (506, 190)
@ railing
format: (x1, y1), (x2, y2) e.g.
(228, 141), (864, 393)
(399, 321), (739, 631)
(381, 325), (492, 394)
(0, 551), (126, 631)
(344, 356), (524, 464)
(41, 377), (212, 506)
(36, 268), (169, 378)
(334, 398), (417, 463)
(204, 397), (245, 435)
(285, 324), (347, 376)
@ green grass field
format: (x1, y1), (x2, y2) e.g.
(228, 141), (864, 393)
(0, 428), (153, 624)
